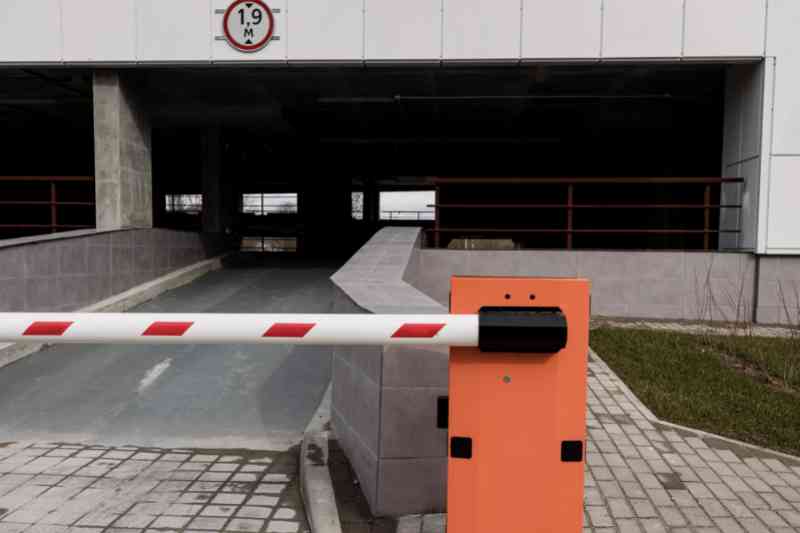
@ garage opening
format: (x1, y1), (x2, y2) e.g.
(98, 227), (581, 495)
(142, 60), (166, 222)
(0, 69), (94, 240)
(145, 63), (731, 254)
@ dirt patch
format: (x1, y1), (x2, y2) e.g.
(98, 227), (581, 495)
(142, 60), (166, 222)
(715, 349), (799, 398)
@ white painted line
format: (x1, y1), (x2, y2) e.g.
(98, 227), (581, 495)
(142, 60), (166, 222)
(137, 358), (172, 395)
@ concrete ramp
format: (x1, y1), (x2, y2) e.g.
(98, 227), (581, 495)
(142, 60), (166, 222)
(0, 257), (348, 450)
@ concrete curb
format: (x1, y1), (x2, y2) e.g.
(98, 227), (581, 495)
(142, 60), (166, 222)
(301, 383), (342, 533)
(300, 430), (343, 533)
(0, 255), (225, 370)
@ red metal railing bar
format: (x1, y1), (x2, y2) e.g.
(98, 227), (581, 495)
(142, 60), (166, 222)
(430, 204), (742, 209)
(426, 228), (741, 234)
(0, 201), (95, 206)
(431, 177), (744, 184)
(0, 176), (94, 182)
(0, 224), (94, 229)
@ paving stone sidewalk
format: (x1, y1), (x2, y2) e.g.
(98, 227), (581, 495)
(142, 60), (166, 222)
(397, 351), (800, 533)
(0, 443), (309, 533)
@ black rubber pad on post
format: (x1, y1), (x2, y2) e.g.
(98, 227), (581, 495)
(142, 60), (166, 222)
(437, 396), (449, 429)
(450, 437), (472, 459)
(561, 440), (584, 462)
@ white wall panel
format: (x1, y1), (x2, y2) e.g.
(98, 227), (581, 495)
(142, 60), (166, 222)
(137, 0), (211, 62)
(288, 0), (363, 61)
(62, 0), (136, 62)
(739, 157), (761, 250)
(722, 67), (743, 167)
(766, 157), (800, 251)
(684, 0), (765, 58)
(722, 62), (767, 174)
(603, 0), (682, 58)
(522, 0), (601, 59)
(0, 0), (62, 62)
(766, 0), (800, 58)
(771, 62), (800, 155)
(365, 0), (441, 61)
(767, 0), (800, 155)
(722, 63), (765, 252)
(443, 0), (519, 60)
(757, 58), (775, 253)
(212, 0), (287, 61)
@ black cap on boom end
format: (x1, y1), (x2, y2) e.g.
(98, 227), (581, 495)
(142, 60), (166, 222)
(478, 307), (567, 354)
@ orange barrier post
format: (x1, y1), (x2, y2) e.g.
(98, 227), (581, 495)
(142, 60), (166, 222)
(448, 276), (590, 533)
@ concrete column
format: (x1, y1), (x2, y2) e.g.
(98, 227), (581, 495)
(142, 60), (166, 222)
(201, 127), (223, 234)
(364, 185), (380, 222)
(93, 71), (153, 230)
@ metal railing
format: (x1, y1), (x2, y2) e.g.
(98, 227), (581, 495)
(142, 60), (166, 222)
(0, 176), (95, 236)
(427, 177), (744, 251)
(380, 210), (436, 221)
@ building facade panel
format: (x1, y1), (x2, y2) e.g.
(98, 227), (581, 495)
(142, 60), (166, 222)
(442, 0), (520, 60)
(738, 157), (762, 251)
(0, 0), (63, 62)
(364, 0), (442, 61)
(767, 0), (800, 155)
(602, 0), (683, 58)
(287, 0), (364, 61)
(521, 0), (601, 59)
(62, 0), (137, 62)
(684, 0), (766, 58)
(766, 157), (800, 252)
(136, 0), (212, 62)
(767, 7), (800, 154)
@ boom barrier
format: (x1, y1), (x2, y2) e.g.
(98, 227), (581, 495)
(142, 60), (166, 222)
(0, 276), (591, 533)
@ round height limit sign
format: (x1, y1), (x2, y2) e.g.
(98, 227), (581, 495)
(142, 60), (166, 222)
(223, 0), (275, 52)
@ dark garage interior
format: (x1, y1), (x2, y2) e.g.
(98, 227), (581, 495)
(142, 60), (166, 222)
(0, 64), (734, 252)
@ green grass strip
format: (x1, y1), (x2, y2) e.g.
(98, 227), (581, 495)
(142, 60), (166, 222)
(591, 327), (800, 457)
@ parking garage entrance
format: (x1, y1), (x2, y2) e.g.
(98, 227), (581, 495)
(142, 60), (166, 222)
(0, 63), (736, 254)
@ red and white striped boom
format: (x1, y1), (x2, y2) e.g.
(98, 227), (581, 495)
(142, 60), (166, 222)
(0, 313), (478, 346)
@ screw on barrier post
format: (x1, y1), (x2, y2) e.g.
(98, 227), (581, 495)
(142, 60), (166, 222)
(449, 276), (590, 533)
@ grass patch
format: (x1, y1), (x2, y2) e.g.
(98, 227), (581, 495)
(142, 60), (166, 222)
(591, 327), (800, 457)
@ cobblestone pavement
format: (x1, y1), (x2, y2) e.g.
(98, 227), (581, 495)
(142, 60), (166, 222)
(397, 351), (800, 533)
(0, 443), (310, 533)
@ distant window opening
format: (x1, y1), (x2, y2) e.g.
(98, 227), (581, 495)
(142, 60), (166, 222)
(165, 194), (202, 214)
(241, 236), (298, 253)
(379, 190), (435, 221)
(352, 192), (364, 220)
(242, 193), (298, 215)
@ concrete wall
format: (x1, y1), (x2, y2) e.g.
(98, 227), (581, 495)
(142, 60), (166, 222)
(93, 71), (153, 231)
(408, 248), (758, 324)
(0, 228), (212, 312)
(756, 256), (800, 325)
(330, 228), (448, 517)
